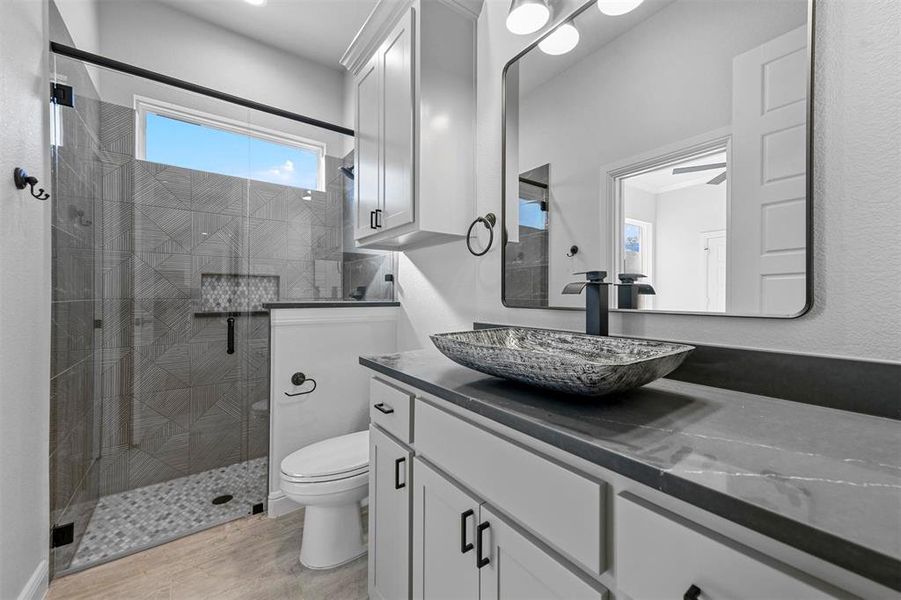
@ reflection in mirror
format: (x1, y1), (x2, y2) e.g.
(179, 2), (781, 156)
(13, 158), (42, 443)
(502, 0), (811, 317)
(505, 165), (550, 308)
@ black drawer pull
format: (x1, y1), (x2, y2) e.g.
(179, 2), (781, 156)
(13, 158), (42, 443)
(460, 509), (474, 554)
(370, 210), (377, 229)
(684, 584), (702, 600)
(476, 521), (490, 568)
(373, 402), (394, 415)
(394, 457), (406, 489)
(375, 208), (383, 228)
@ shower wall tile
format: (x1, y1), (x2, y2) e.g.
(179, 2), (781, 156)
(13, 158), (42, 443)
(134, 162), (192, 209)
(191, 171), (245, 216)
(99, 102), (135, 157)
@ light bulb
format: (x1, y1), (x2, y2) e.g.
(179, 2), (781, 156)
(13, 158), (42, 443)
(506, 0), (550, 35)
(538, 23), (580, 55)
(598, 0), (643, 16)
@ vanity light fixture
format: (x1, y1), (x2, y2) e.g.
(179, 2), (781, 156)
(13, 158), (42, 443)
(506, 0), (550, 35)
(597, 0), (643, 16)
(539, 22), (580, 55)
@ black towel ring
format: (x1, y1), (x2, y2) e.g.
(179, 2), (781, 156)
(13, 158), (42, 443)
(466, 213), (497, 257)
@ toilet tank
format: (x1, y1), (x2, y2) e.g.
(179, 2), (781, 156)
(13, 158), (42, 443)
(267, 306), (399, 516)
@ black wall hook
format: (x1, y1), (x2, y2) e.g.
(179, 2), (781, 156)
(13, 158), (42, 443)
(13, 168), (50, 201)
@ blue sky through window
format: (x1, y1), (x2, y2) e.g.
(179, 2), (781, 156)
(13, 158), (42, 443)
(519, 198), (546, 230)
(145, 113), (320, 189)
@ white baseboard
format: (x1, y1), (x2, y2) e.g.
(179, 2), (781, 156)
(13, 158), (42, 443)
(267, 491), (301, 518)
(17, 559), (47, 600)
(267, 491), (369, 518)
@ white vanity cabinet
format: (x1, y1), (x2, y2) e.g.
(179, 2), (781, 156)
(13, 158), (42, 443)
(369, 425), (412, 600)
(366, 373), (857, 600)
(344, 0), (477, 250)
(412, 457), (604, 600)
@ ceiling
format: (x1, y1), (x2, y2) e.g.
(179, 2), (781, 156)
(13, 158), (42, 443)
(156, 0), (382, 70)
(624, 151), (727, 194)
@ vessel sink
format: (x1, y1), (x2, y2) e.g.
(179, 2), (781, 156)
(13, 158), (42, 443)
(430, 328), (694, 396)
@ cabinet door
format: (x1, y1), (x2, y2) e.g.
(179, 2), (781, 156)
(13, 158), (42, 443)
(379, 7), (415, 232)
(355, 53), (381, 240)
(412, 458), (481, 600)
(478, 506), (604, 600)
(369, 425), (412, 600)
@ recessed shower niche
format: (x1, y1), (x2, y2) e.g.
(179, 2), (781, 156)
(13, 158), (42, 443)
(200, 274), (279, 313)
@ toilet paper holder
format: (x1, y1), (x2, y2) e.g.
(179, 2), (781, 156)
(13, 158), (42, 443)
(285, 372), (317, 397)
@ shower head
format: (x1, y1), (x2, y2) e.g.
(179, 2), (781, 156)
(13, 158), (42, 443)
(339, 165), (355, 180)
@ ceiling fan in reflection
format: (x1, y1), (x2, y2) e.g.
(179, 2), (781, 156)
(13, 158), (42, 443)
(672, 161), (727, 185)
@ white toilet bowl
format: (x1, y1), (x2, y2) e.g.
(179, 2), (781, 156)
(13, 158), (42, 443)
(279, 430), (369, 569)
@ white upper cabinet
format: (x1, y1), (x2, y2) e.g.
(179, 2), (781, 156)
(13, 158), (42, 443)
(344, 0), (479, 250)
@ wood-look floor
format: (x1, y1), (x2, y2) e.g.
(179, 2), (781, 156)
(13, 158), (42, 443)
(48, 510), (368, 600)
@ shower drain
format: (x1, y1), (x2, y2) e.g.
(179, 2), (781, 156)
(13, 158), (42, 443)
(212, 494), (234, 505)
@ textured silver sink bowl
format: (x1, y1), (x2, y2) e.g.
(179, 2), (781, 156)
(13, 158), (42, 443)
(430, 328), (694, 396)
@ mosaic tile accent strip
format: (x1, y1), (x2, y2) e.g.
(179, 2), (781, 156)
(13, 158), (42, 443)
(200, 274), (279, 312)
(67, 457), (267, 572)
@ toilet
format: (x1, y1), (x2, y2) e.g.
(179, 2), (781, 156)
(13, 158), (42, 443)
(279, 429), (369, 569)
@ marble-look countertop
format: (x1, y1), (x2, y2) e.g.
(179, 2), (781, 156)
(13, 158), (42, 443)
(360, 349), (901, 591)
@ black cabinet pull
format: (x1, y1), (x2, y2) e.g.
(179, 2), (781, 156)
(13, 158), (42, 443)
(460, 509), (475, 554)
(476, 521), (490, 568)
(226, 317), (235, 354)
(375, 208), (383, 228)
(374, 402), (394, 414)
(394, 457), (406, 489)
(684, 584), (702, 600)
(370, 210), (377, 229)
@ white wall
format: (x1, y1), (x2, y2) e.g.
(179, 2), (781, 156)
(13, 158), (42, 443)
(91, 0), (351, 154)
(516, 0), (805, 307)
(653, 184), (727, 311)
(475, 0), (901, 362)
(0, 0), (52, 598)
(268, 307), (398, 516)
(54, 0), (100, 53)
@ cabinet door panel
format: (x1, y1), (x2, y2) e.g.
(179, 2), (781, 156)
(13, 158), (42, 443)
(412, 458), (480, 600)
(616, 493), (838, 600)
(369, 425), (412, 600)
(380, 7), (415, 231)
(478, 506), (605, 600)
(355, 55), (381, 240)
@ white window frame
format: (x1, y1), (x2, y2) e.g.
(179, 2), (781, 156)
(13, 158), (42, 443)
(134, 96), (327, 190)
(623, 217), (654, 283)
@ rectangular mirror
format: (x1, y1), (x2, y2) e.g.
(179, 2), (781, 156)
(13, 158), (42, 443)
(503, 0), (813, 317)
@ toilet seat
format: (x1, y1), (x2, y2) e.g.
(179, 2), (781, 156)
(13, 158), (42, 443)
(280, 430), (369, 483)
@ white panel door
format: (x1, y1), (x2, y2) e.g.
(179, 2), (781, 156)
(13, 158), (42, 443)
(379, 7), (415, 232)
(478, 506), (605, 600)
(355, 55), (381, 240)
(412, 458), (481, 600)
(703, 231), (727, 312)
(729, 25), (808, 314)
(369, 425), (412, 600)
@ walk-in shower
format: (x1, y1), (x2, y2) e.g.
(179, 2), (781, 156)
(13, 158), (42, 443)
(47, 26), (395, 576)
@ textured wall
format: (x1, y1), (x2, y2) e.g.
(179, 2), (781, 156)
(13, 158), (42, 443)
(0, 0), (52, 596)
(474, 0), (901, 362)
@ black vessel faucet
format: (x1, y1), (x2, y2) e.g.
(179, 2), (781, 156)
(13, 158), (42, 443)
(561, 271), (610, 336)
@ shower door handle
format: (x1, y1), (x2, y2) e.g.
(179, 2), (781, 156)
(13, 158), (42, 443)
(226, 317), (235, 354)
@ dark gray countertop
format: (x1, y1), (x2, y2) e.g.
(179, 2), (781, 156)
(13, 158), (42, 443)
(263, 301), (400, 309)
(360, 349), (901, 591)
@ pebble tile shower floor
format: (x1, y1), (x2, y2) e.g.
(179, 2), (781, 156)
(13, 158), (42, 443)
(67, 457), (268, 572)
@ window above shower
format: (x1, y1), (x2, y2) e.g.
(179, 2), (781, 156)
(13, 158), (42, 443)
(135, 97), (325, 191)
